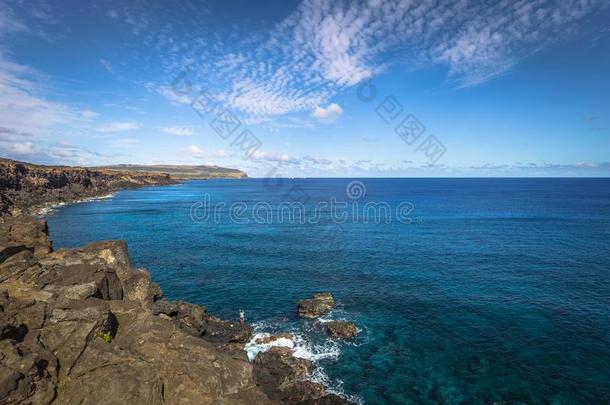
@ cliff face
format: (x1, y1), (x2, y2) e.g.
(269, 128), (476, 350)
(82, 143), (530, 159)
(0, 159), (176, 215)
(0, 217), (351, 404)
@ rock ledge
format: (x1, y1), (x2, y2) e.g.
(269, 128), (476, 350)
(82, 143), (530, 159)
(0, 216), (352, 404)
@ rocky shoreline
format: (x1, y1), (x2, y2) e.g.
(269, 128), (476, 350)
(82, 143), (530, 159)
(1, 158), (358, 403)
(0, 214), (353, 404)
(0, 158), (177, 216)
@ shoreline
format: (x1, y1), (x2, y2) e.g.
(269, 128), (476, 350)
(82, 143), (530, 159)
(33, 192), (117, 217)
(0, 214), (353, 404)
(0, 158), (178, 217)
(1, 157), (358, 403)
(35, 184), (360, 403)
(0, 160), (355, 403)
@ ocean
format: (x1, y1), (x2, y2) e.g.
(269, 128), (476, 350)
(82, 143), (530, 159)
(45, 178), (610, 404)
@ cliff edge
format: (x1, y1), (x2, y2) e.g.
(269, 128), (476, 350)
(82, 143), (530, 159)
(0, 158), (176, 216)
(0, 216), (350, 404)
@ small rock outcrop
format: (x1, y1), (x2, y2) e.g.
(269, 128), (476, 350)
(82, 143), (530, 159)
(326, 321), (358, 339)
(253, 347), (350, 404)
(255, 333), (294, 345)
(152, 299), (254, 356)
(0, 216), (352, 404)
(297, 293), (335, 318)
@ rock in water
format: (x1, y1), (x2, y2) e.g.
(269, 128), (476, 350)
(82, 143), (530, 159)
(326, 321), (358, 339)
(297, 292), (335, 318)
(253, 346), (351, 404)
(254, 333), (293, 345)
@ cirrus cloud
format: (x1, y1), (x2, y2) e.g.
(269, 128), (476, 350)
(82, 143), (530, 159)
(96, 121), (140, 133)
(159, 125), (194, 136)
(143, 0), (606, 119)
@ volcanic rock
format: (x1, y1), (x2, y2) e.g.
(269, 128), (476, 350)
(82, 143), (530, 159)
(326, 321), (358, 339)
(0, 216), (353, 404)
(297, 292), (335, 318)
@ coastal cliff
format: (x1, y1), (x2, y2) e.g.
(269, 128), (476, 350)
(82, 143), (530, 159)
(0, 159), (176, 216)
(0, 158), (351, 404)
(0, 159), (249, 216)
(0, 216), (351, 404)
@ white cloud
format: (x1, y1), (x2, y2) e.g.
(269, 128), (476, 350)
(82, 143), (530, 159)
(0, 8), (101, 140)
(159, 125), (193, 136)
(312, 103), (343, 120)
(105, 9), (119, 19)
(141, 0), (604, 120)
(9, 140), (108, 166)
(81, 109), (99, 119)
(153, 85), (193, 105)
(10, 142), (35, 155)
(0, 9), (28, 36)
(0, 51), (83, 136)
(250, 150), (299, 165)
(186, 145), (205, 159)
(99, 58), (113, 73)
(183, 145), (230, 160)
(96, 121), (140, 133)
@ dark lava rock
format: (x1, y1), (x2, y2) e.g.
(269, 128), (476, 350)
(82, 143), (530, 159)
(255, 332), (294, 344)
(0, 216), (355, 404)
(153, 299), (253, 347)
(297, 292), (335, 318)
(0, 291), (58, 404)
(0, 157), (175, 216)
(255, 346), (313, 382)
(326, 321), (358, 339)
(253, 346), (353, 404)
(253, 346), (314, 401)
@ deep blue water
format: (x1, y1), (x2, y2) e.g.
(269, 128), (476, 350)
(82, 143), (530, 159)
(45, 178), (610, 404)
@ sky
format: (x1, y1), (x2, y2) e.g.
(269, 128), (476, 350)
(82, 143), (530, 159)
(0, 0), (609, 177)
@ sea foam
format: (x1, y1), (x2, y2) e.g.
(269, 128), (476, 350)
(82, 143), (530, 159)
(36, 193), (115, 216)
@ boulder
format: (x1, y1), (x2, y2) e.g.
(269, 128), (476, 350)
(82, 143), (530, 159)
(253, 346), (313, 400)
(153, 299), (207, 331)
(252, 346), (351, 403)
(121, 268), (162, 303)
(153, 300), (253, 347)
(326, 321), (358, 339)
(297, 292), (335, 318)
(199, 314), (254, 346)
(255, 332), (293, 345)
(0, 218), (51, 261)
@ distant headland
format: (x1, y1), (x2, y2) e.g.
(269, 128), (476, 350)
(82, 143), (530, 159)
(0, 158), (247, 216)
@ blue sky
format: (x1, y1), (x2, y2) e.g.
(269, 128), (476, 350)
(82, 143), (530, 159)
(0, 0), (609, 177)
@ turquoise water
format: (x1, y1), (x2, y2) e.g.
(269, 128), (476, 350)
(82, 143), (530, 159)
(45, 178), (610, 404)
